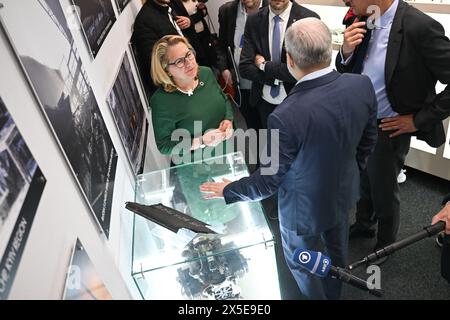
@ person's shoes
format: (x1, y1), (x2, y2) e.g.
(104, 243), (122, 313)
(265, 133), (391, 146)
(436, 231), (445, 248)
(349, 223), (376, 240)
(397, 169), (407, 184)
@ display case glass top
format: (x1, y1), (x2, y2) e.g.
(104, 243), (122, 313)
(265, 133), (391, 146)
(131, 152), (275, 282)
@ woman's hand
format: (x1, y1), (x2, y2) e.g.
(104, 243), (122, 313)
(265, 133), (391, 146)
(202, 129), (226, 147)
(222, 69), (234, 86)
(219, 120), (233, 140)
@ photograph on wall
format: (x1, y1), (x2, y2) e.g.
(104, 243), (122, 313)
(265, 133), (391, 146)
(0, 0), (117, 237)
(63, 239), (112, 300)
(71, 0), (116, 58)
(115, 0), (131, 13)
(107, 54), (147, 175)
(0, 97), (46, 300)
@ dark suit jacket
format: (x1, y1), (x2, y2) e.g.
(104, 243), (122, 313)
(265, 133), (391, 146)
(239, 2), (319, 107)
(336, 0), (450, 148)
(223, 71), (378, 235)
(131, 0), (200, 96)
(216, 0), (268, 73)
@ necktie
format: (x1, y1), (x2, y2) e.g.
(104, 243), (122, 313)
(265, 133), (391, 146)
(351, 27), (372, 74)
(168, 7), (183, 36)
(270, 15), (282, 98)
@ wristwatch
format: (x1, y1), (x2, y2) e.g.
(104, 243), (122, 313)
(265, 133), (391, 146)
(198, 136), (206, 149)
(192, 137), (206, 150)
(259, 61), (267, 72)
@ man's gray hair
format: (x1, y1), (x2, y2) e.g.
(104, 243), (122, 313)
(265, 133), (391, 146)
(285, 18), (332, 70)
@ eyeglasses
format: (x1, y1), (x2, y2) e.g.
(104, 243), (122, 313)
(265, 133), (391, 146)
(166, 49), (196, 69)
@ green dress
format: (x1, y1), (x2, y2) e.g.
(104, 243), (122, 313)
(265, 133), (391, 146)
(150, 66), (234, 159)
(150, 67), (238, 224)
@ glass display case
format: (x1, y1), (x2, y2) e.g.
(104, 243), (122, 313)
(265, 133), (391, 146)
(131, 152), (281, 300)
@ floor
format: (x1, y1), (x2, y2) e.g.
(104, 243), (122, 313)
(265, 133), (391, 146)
(264, 167), (450, 300)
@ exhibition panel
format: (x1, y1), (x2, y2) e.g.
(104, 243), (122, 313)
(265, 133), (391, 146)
(0, 0), (118, 236)
(0, 97), (46, 299)
(0, 0), (144, 299)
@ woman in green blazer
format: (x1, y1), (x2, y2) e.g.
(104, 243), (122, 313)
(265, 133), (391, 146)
(150, 35), (234, 164)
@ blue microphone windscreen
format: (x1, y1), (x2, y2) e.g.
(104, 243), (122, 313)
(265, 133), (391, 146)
(293, 248), (332, 278)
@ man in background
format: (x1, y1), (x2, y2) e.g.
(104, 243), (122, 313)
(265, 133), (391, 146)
(132, 0), (200, 96)
(238, 0), (319, 129)
(336, 0), (450, 261)
(217, 0), (268, 134)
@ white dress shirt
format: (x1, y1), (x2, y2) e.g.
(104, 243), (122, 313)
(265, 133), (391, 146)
(341, 0), (399, 119)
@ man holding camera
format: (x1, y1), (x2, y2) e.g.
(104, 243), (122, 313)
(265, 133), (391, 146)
(132, 0), (202, 95)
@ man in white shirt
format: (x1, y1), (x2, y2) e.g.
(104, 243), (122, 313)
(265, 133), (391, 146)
(238, 0), (319, 129)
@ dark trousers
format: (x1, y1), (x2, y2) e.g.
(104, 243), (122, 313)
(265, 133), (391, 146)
(257, 99), (278, 129)
(281, 214), (349, 300)
(239, 89), (261, 132)
(355, 128), (411, 247)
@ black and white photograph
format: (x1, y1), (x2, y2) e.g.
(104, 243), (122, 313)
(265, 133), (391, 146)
(0, 0), (117, 236)
(115, 0), (131, 13)
(0, 97), (46, 300)
(107, 54), (147, 175)
(63, 239), (112, 300)
(72, 0), (116, 57)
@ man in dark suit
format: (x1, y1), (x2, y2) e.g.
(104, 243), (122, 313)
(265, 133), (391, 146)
(201, 18), (378, 299)
(336, 0), (450, 259)
(238, 0), (319, 129)
(217, 0), (268, 134)
(432, 194), (450, 283)
(131, 0), (200, 96)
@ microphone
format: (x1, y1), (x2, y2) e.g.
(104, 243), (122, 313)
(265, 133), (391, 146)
(293, 248), (383, 298)
(349, 221), (446, 270)
(226, 46), (242, 108)
(227, 46), (241, 87)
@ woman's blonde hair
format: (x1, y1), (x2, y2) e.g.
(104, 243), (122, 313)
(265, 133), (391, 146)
(151, 35), (195, 93)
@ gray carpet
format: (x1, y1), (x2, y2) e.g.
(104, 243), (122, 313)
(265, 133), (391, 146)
(266, 166), (450, 300)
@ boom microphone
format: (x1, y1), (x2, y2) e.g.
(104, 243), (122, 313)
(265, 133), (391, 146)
(349, 221), (446, 270)
(293, 248), (383, 298)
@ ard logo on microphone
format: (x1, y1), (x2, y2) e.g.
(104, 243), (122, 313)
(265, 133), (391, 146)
(299, 251), (311, 264)
(322, 258), (330, 273)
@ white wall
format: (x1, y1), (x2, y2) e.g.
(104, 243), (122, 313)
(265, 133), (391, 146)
(0, 0), (170, 299)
